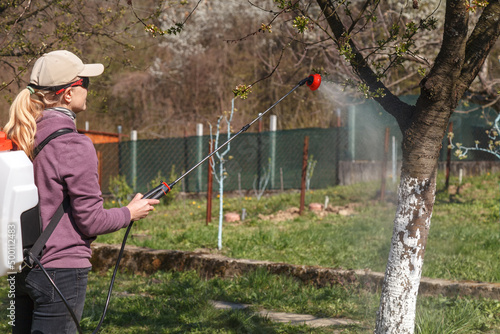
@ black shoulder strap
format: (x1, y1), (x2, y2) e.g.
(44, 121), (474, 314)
(25, 128), (74, 264)
(26, 197), (70, 262)
(32, 128), (74, 159)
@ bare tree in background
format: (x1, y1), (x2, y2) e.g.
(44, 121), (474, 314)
(0, 0), (195, 132)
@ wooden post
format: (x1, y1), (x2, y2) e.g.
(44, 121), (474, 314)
(299, 136), (309, 215)
(280, 167), (284, 192)
(380, 128), (390, 201)
(446, 122), (453, 190)
(206, 140), (214, 225)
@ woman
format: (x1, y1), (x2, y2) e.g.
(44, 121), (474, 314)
(4, 50), (160, 333)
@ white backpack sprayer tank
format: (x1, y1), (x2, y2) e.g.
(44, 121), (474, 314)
(0, 131), (39, 276)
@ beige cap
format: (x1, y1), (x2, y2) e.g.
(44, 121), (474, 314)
(30, 50), (104, 87)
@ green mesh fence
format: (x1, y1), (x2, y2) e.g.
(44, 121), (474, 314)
(348, 96), (499, 163)
(95, 116), (497, 196)
(95, 127), (348, 195)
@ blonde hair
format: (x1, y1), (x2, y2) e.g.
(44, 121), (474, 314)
(3, 87), (62, 159)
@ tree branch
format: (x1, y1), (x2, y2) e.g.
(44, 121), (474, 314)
(4, 0), (58, 26)
(315, 0), (413, 131)
(419, 0), (469, 106)
(347, 0), (379, 35)
(457, 0), (500, 98)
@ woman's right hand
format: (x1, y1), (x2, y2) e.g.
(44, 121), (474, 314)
(126, 193), (160, 221)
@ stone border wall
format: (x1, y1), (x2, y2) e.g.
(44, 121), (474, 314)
(91, 243), (500, 300)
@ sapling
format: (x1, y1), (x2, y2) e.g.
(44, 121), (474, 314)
(209, 98), (236, 250)
(449, 113), (500, 160)
(253, 158), (272, 200)
(449, 113), (500, 222)
(306, 154), (317, 191)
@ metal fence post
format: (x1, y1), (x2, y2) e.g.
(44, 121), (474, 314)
(131, 130), (137, 192)
(196, 123), (203, 192)
(117, 125), (122, 176)
(206, 140), (214, 225)
(184, 129), (189, 192)
(348, 105), (356, 161)
(257, 119), (262, 187)
(392, 135), (397, 185)
(380, 127), (389, 201)
(270, 115), (277, 189)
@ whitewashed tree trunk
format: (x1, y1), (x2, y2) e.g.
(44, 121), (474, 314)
(217, 160), (224, 250)
(210, 98), (236, 250)
(375, 174), (435, 333)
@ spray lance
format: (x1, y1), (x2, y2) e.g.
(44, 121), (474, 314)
(88, 73), (321, 333)
(22, 74), (321, 334)
(143, 73), (322, 200)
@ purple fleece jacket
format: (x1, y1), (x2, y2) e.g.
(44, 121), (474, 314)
(33, 109), (130, 268)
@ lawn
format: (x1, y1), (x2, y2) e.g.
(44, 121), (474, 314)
(99, 171), (500, 283)
(1, 172), (499, 333)
(2, 269), (499, 333)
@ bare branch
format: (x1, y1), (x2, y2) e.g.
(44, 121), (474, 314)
(347, 0), (379, 35)
(224, 1), (297, 43)
(420, 0), (469, 107)
(457, 0), (500, 98)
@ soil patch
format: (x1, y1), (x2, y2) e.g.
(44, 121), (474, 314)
(257, 202), (361, 222)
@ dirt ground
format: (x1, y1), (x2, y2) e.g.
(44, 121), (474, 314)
(256, 202), (362, 222)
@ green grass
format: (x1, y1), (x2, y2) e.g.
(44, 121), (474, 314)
(2, 269), (499, 333)
(1, 172), (499, 333)
(99, 172), (500, 282)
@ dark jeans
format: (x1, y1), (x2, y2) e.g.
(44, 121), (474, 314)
(13, 267), (91, 334)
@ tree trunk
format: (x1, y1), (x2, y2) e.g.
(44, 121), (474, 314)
(375, 98), (451, 332)
(375, 174), (435, 332)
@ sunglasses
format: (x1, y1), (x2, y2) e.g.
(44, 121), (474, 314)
(55, 77), (90, 95)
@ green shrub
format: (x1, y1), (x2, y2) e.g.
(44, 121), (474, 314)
(108, 174), (133, 206)
(149, 165), (180, 206)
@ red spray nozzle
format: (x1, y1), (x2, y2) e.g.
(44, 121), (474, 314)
(306, 74), (321, 91)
